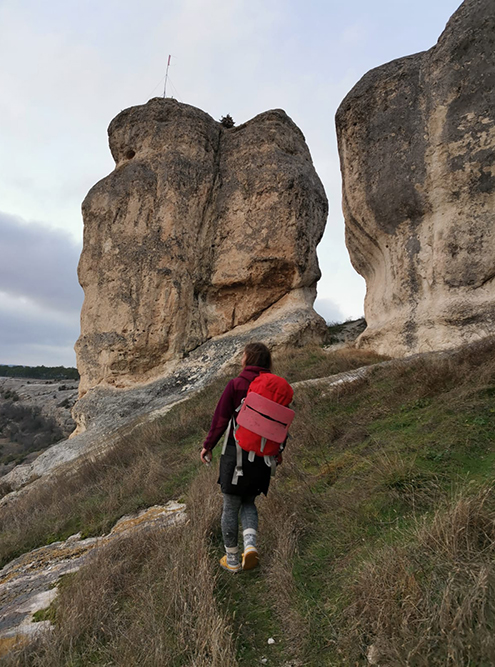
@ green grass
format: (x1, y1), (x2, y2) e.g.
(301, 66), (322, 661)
(32, 606), (57, 624)
(199, 337), (495, 665)
(3, 337), (495, 666)
(265, 339), (495, 664)
(217, 568), (286, 665)
(0, 345), (385, 567)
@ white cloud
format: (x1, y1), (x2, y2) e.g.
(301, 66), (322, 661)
(0, 291), (79, 366)
(314, 297), (344, 324)
(0, 212), (83, 314)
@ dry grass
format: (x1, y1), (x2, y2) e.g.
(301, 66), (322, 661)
(267, 337), (495, 665)
(8, 468), (238, 667)
(374, 336), (495, 404)
(0, 422), (195, 567)
(344, 489), (495, 666)
(272, 345), (385, 383)
(3, 338), (495, 665)
(370, 451), (443, 511)
(0, 376), (229, 567)
(259, 486), (310, 661)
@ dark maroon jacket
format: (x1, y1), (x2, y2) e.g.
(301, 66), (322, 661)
(202, 366), (269, 451)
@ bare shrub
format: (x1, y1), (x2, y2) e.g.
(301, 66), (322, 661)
(0, 401), (64, 459)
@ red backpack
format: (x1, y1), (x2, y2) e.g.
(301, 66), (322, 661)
(234, 373), (294, 456)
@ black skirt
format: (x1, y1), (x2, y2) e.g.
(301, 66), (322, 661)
(218, 434), (272, 497)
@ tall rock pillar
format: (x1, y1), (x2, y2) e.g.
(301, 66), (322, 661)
(336, 0), (495, 356)
(76, 99), (328, 393)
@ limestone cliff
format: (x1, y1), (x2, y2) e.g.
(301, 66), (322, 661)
(336, 0), (495, 356)
(76, 99), (327, 394)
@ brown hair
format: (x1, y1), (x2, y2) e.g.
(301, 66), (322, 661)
(243, 342), (272, 370)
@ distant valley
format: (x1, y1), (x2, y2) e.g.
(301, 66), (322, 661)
(0, 377), (78, 476)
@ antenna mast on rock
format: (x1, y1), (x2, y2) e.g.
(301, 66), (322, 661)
(163, 55), (171, 98)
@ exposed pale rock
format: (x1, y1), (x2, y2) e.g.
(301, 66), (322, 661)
(76, 98), (327, 394)
(1, 300), (323, 494)
(336, 0), (495, 356)
(0, 502), (186, 655)
(324, 317), (366, 348)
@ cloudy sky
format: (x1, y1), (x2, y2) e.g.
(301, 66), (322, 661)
(0, 0), (462, 366)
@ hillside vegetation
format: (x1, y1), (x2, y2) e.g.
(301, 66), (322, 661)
(0, 394), (64, 468)
(2, 340), (495, 666)
(0, 366), (79, 380)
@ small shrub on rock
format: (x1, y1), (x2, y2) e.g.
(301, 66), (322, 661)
(220, 114), (235, 128)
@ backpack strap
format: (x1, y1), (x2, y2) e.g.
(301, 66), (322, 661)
(231, 440), (244, 485)
(221, 402), (243, 457)
(230, 400), (246, 484)
(221, 418), (232, 456)
(264, 455), (277, 477)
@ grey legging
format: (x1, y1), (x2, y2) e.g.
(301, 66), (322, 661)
(221, 493), (258, 548)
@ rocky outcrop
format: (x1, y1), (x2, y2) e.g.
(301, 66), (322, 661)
(0, 502), (186, 656)
(76, 99), (327, 394)
(336, 0), (495, 356)
(2, 305), (321, 493)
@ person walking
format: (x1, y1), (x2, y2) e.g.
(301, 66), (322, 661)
(200, 342), (287, 573)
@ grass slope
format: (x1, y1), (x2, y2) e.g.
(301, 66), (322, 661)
(3, 340), (495, 666)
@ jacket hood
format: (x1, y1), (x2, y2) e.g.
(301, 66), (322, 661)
(239, 365), (270, 382)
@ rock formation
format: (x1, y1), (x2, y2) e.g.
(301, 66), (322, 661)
(336, 0), (495, 356)
(76, 99), (328, 394)
(2, 307), (327, 493)
(0, 502), (186, 656)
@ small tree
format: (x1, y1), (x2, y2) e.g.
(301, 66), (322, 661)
(220, 114), (235, 128)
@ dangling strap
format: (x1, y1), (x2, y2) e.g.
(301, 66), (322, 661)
(264, 455), (277, 477)
(248, 450), (256, 463)
(260, 437), (267, 453)
(222, 400), (244, 457)
(221, 419), (232, 456)
(231, 441), (244, 485)
(231, 401), (245, 484)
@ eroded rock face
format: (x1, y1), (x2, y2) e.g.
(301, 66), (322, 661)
(1, 303), (332, 494)
(76, 99), (327, 393)
(336, 0), (495, 356)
